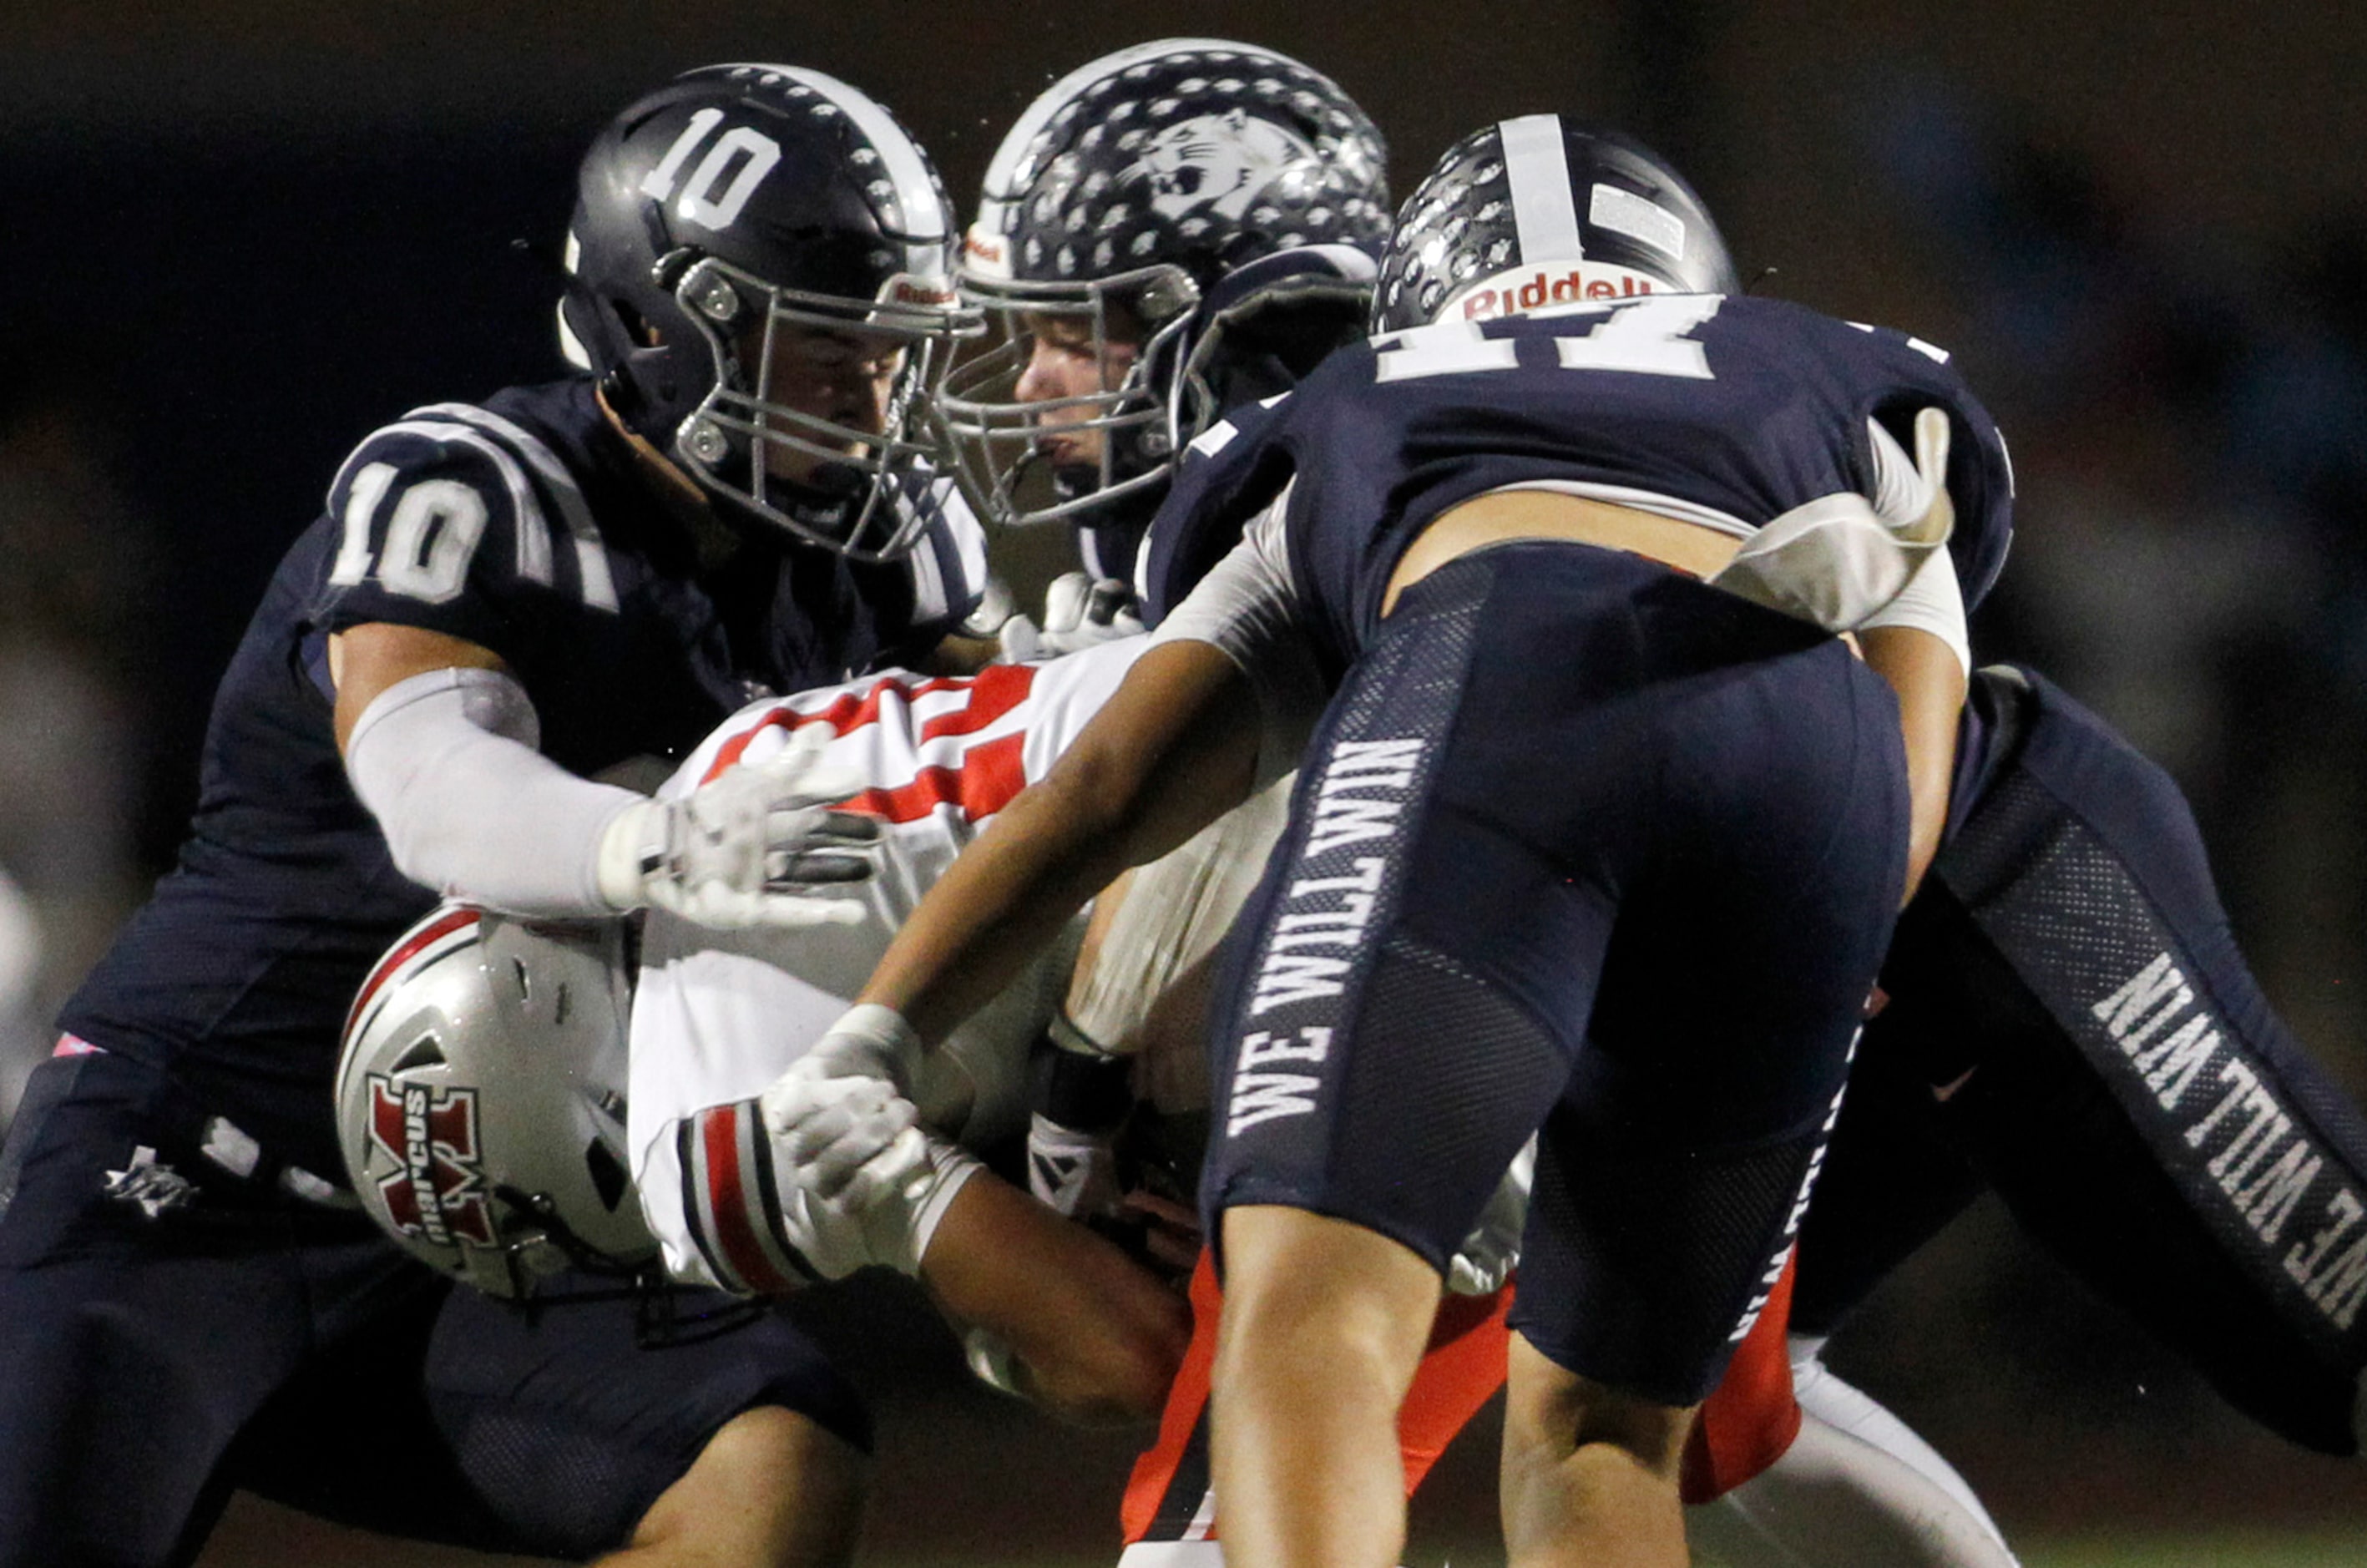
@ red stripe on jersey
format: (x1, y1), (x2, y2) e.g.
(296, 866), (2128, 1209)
(703, 712), (797, 785)
(837, 731), (1028, 825)
(918, 662), (1035, 741)
(699, 667), (1042, 787)
(52, 1034), (102, 1058)
(343, 907), (481, 1044)
(697, 1104), (797, 1294)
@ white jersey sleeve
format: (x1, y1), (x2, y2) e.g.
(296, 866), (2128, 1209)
(629, 642), (1141, 1288)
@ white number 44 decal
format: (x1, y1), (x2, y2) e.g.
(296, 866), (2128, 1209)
(1374, 295), (1723, 385)
(639, 108), (781, 231)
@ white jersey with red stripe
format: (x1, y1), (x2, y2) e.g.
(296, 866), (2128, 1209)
(627, 638), (1148, 1290)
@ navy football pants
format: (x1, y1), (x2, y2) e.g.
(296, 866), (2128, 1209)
(0, 1051), (869, 1567)
(1201, 544), (1909, 1405)
(1797, 665), (2367, 1453)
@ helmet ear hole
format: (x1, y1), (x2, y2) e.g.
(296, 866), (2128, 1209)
(585, 1139), (630, 1212)
(390, 1034), (446, 1075)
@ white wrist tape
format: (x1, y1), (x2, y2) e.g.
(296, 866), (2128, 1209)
(344, 665), (642, 918)
(900, 1134), (986, 1274)
(1856, 543), (1970, 678)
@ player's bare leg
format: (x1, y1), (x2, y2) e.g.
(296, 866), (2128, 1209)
(1210, 1204), (1439, 1568)
(600, 1405), (866, 1568)
(1500, 1333), (1692, 1568)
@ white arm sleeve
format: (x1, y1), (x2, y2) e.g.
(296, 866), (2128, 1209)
(1148, 488), (1329, 787)
(343, 665), (642, 918)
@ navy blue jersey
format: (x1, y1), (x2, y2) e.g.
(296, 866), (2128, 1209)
(60, 377), (985, 1176)
(1141, 294), (2013, 671)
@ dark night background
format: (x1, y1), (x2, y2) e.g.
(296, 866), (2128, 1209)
(3, 4), (2364, 1563)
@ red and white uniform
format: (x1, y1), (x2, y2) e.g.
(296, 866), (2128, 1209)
(628, 640), (1146, 1290)
(623, 641), (1817, 1550)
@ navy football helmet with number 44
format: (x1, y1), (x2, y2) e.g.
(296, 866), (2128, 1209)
(1373, 116), (1740, 333)
(559, 63), (979, 561)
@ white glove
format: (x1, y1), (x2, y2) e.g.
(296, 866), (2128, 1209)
(757, 1004), (928, 1202)
(1707, 407), (1955, 632)
(767, 1127), (984, 1280)
(1444, 1138), (1535, 1297)
(999, 573), (1145, 661)
(595, 727), (879, 929)
(1026, 1112), (1124, 1222)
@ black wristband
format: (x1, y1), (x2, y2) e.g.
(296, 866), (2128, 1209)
(1029, 1037), (1134, 1135)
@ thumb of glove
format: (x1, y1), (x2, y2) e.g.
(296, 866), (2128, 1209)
(1040, 571), (1095, 635)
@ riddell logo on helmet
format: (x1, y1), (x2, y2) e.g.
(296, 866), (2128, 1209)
(367, 1075), (496, 1250)
(878, 275), (958, 307)
(1452, 264), (1660, 321)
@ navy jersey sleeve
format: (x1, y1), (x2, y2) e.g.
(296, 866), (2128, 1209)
(1140, 392), (1307, 627)
(312, 402), (622, 657)
(893, 471), (990, 647)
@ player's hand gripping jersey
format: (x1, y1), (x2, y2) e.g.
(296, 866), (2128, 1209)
(628, 639), (1148, 1292)
(1141, 293), (2014, 671)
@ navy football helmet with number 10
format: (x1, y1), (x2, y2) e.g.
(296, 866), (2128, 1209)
(559, 63), (979, 561)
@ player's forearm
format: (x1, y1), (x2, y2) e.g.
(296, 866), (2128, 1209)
(920, 1175), (1191, 1424)
(332, 622), (645, 918)
(1857, 625), (1965, 907)
(862, 760), (1143, 1043)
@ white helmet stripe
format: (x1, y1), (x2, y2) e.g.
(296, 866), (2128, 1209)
(1499, 115), (1585, 266)
(726, 64), (949, 272)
